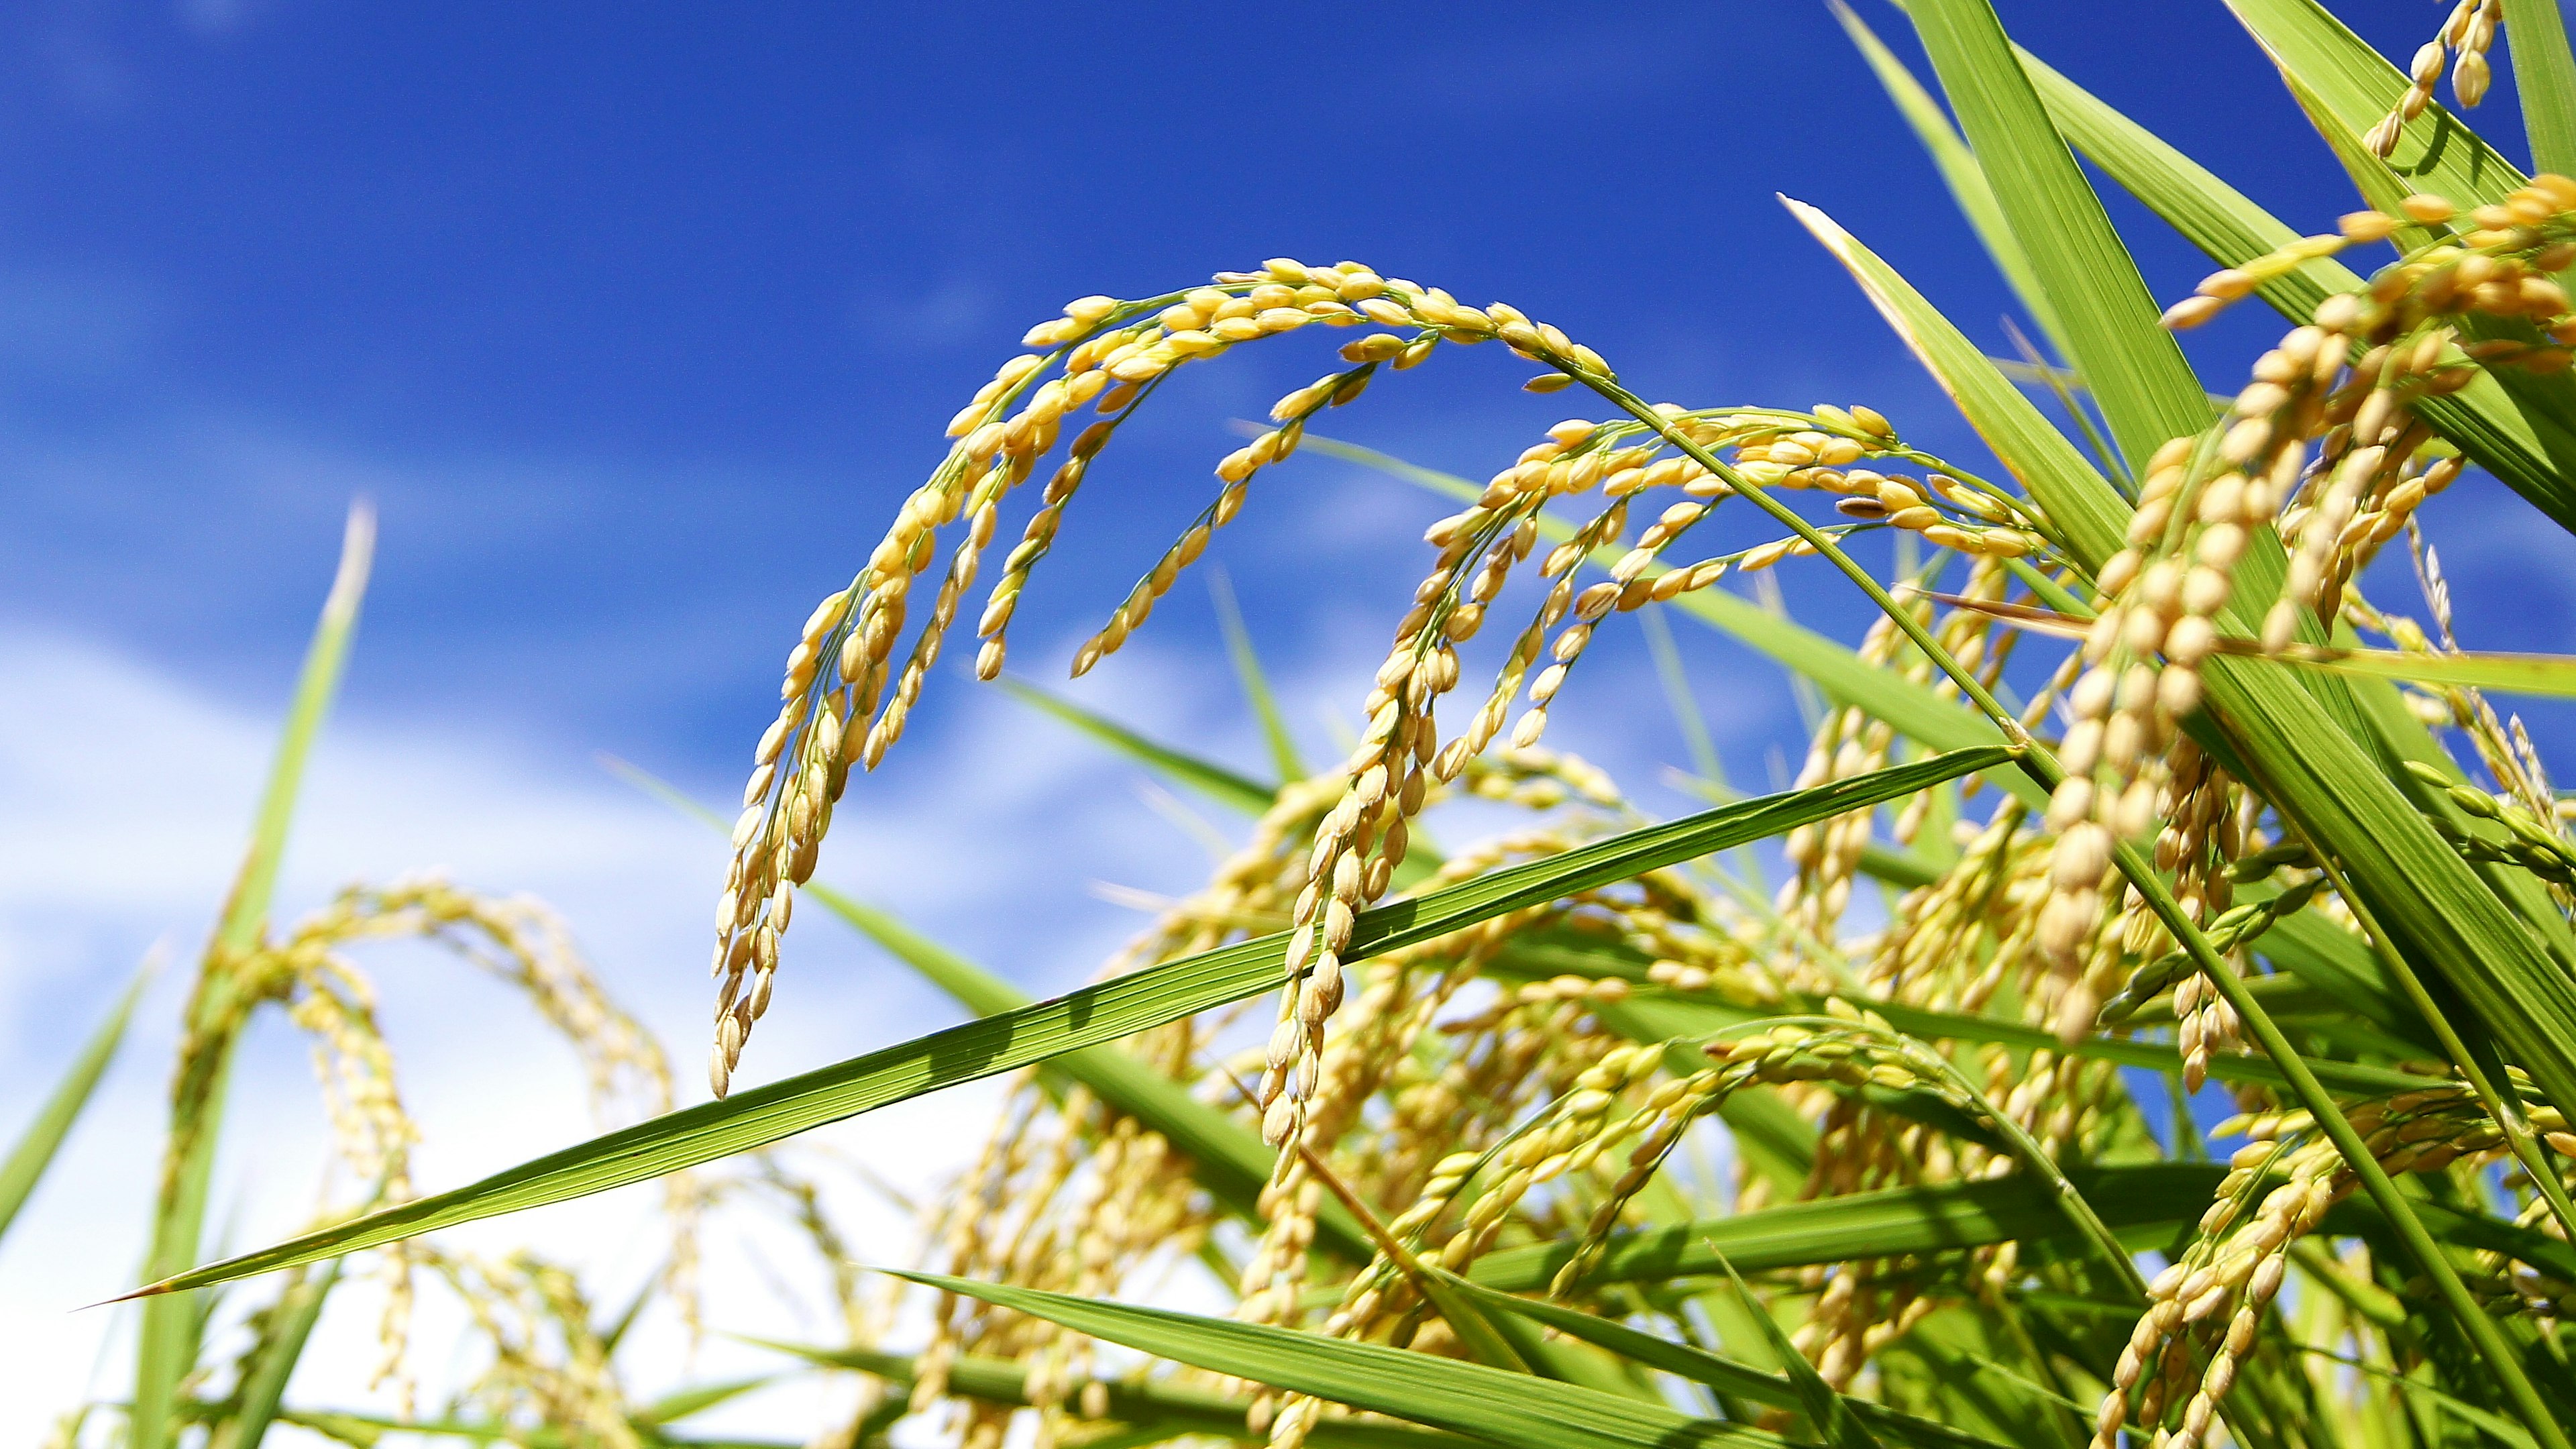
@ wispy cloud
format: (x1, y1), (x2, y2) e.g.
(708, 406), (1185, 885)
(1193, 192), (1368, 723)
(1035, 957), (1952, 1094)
(0, 612), (1249, 1438)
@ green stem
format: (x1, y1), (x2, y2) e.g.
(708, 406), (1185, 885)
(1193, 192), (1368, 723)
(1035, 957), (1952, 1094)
(2273, 816), (2576, 1246)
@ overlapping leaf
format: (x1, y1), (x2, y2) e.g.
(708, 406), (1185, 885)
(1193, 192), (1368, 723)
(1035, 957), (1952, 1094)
(133, 747), (2012, 1296)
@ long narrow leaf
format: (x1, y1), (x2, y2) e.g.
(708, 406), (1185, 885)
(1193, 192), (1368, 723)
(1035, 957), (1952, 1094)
(806, 885), (1372, 1263)
(135, 503), (374, 1449)
(205, 1257), (341, 1449)
(133, 747), (2013, 1296)
(745, 1335), (1477, 1449)
(1210, 568), (1308, 784)
(2228, 641), (2576, 697)
(2510, 0), (2576, 178)
(898, 1271), (1788, 1449)
(2026, 46), (2576, 531)
(1711, 1248), (1884, 1449)
(1828, 0), (2068, 362)
(1782, 199), (2127, 569)
(998, 676), (1278, 816)
(1471, 1165), (2225, 1293)
(604, 754), (1371, 1262)
(1907, 0), (2214, 469)
(1470, 1161), (2576, 1291)
(0, 958), (150, 1244)
(1438, 1274), (2001, 1449)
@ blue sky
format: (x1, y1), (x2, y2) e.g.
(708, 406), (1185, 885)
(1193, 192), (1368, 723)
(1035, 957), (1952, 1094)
(5, 0), (2576, 1438)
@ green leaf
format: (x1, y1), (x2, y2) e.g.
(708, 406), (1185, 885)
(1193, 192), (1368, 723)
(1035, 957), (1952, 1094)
(2228, 641), (2576, 697)
(1707, 1247), (1884, 1449)
(1663, 771), (1936, 888)
(205, 1256), (341, 1449)
(1469, 1160), (2576, 1291)
(0, 957), (149, 1244)
(1435, 1274), (2003, 1449)
(1470, 1165), (2226, 1293)
(195, 1399), (803, 1449)
(136, 502), (374, 1449)
(1210, 567), (1308, 784)
(998, 676), (1278, 817)
(1570, 969), (2430, 1100)
(1666, 583), (2046, 810)
(135, 747), (2013, 1297)
(2509, 0), (2576, 179)
(1827, 0), (2070, 362)
(602, 753), (1371, 1263)
(1907, 0), (2215, 470)
(2224, 0), (2531, 209)
(635, 1376), (782, 1428)
(802, 883), (1373, 1263)
(744, 1335), (1477, 1449)
(1638, 608), (1727, 796)
(896, 1271), (1789, 1449)
(2025, 45), (2576, 533)
(1782, 199), (2127, 570)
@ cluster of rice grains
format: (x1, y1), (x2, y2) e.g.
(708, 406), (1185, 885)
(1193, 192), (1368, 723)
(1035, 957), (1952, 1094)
(2368, 0), (2507, 156)
(743, 189), (2576, 1449)
(161, 877), (700, 1432)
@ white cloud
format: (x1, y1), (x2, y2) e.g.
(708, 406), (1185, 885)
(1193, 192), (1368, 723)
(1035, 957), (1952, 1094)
(0, 619), (1246, 1442)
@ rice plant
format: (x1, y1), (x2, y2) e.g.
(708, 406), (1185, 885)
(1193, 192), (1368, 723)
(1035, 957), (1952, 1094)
(25, 2), (2576, 1447)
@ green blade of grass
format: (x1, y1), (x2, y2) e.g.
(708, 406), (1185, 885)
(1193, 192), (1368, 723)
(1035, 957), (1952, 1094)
(1640, 609), (1766, 889)
(1469, 1160), (2576, 1291)
(2025, 45), (2576, 533)
(186, 1400), (804, 1449)
(2226, 641), (2576, 696)
(600, 753), (1371, 1263)
(1828, 0), (2070, 363)
(1907, 0), (2216, 471)
(1210, 567), (1308, 784)
(635, 1377), (782, 1428)
(1670, 583), (2046, 809)
(0, 957), (151, 1245)
(211, 503), (376, 959)
(1470, 1164), (2224, 1293)
(131, 747), (2011, 1297)
(998, 675), (1277, 817)
(2224, 0), (2532, 209)
(1637, 606), (1724, 790)
(807, 886), (1373, 1264)
(1783, 199), (2126, 570)
(2510, 0), (2576, 178)
(134, 502), (374, 1449)
(205, 1256), (341, 1449)
(1437, 1273), (2000, 1449)
(1708, 1247), (1887, 1449)
(896, 1270), (1788, 1449)
(1602, 986), (2430, 1099)
(743, 1335), (1479, 1449)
